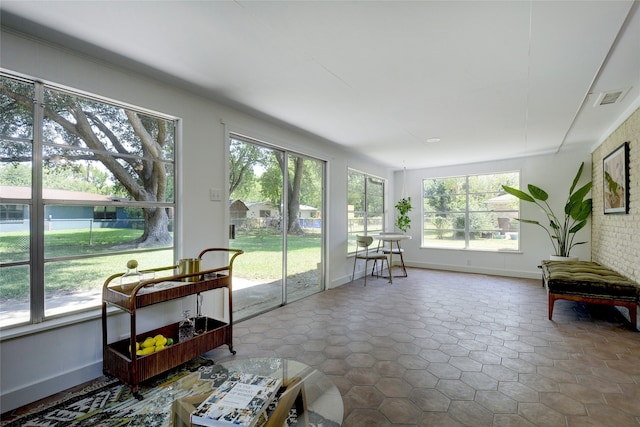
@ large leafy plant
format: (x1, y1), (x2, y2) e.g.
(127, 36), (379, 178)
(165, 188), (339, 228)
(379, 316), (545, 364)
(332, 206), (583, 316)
(502, 162), (592, 257)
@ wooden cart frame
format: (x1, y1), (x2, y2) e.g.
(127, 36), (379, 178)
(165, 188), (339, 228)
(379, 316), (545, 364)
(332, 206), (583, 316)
(102, 248), (243, 399)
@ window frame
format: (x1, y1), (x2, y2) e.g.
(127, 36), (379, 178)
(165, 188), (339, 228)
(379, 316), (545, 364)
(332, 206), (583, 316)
(422, 171), (520, 251)
(0, 71), (179, 329)
(347, 168), (385, 255)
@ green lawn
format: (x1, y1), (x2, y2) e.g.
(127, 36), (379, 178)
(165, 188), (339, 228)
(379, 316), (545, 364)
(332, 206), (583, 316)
(1, 228), (147, 262)
(230, 229), (321, 280)
(0, 228), (322, 299)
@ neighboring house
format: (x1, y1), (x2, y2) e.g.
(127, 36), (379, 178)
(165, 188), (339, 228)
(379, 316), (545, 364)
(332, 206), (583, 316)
(241, 201), (279, 229)
(229, 199), (249, 221)
(245, 201), (318, 219)
(485, 193), (519, 237)
(245, 201), (278, 219)
(298, 204), (321, 229)
(241, 201), (320, 228)
(229, 199), (249, 234)
(298, 204), (319, 219)
(0, 186), (132, 232)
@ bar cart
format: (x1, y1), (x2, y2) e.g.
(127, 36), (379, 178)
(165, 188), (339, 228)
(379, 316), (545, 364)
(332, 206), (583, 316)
(101, 248), (243, 399)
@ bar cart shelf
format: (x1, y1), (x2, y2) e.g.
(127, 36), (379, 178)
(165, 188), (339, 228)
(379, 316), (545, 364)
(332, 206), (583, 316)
(101, 248), (243, 399)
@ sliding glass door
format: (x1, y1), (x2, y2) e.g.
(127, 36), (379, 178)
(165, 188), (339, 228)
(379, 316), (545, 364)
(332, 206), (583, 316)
(285, 154), (324, 304)
(228, 136), (325, 320)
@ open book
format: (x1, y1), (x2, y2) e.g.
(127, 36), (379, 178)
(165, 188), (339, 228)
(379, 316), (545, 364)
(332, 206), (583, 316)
(191, 371), (282, 427)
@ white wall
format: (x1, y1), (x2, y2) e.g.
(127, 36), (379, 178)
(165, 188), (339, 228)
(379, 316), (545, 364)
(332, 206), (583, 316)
(393, 149), (593, 279)
(0, 29), (391, 411)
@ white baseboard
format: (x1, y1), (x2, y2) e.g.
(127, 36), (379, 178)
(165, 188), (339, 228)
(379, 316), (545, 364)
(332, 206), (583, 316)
(330, 264), (541, 290)
(405, 261), (542, 280)
(330, 273), (356, 289)
(1, 361), (103, 413)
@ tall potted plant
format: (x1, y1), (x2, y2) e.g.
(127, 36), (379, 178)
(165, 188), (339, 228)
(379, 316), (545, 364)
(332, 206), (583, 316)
(502, 162), (592, 259)
(395, 197), (412, 233)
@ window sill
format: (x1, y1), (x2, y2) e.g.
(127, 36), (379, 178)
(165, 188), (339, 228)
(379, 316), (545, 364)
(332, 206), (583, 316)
(420, 246), (523, 254)
(0, 307), (103, 342)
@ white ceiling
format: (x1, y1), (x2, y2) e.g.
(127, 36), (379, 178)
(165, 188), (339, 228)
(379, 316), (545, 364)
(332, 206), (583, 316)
(2, 1), (639, 170)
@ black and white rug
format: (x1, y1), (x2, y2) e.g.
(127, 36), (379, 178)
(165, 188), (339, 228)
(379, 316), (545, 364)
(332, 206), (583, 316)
(1, 358), (339, 427)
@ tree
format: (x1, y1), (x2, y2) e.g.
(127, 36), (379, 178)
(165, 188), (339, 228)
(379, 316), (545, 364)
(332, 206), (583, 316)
(347, 170), (365, 213)
(258, 154), (307, 234)
(298, 159), (322, 209)
(259, 161), (283, 206)
(231, 138), (312, 235)
(0, 163), (31, 186)
(229, 139), (267, 197)
(424, 178), (459, 239)
(0, 78), (174, 247)
(283, 155), (305, 234)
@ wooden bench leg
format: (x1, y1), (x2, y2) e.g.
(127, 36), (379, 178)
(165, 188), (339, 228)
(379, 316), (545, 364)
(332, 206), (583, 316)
(549, 293), (638, 331)
(628, 304), (637, 331)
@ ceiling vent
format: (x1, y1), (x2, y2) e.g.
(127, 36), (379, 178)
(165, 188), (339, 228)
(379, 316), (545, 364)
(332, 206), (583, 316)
(593, 87), (631, 107)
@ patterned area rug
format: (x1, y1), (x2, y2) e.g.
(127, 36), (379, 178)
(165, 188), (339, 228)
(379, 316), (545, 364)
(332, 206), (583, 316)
(1, 358), (340, 427)
(1, 358), (215, 427)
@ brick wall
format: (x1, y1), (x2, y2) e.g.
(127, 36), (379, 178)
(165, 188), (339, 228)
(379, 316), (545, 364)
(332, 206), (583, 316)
(591, 107), (639, 282)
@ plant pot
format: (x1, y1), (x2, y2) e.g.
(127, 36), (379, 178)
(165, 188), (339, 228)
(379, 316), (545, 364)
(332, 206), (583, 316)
(549, 255), (579, 262)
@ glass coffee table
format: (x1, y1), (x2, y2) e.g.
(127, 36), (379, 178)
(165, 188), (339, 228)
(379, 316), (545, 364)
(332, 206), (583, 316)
(172, 357), (343, 426)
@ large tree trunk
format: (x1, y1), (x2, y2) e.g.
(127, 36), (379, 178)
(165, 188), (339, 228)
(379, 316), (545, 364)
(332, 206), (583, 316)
(275, 154), (305, 235)
(136, 207), (172, 247)
(287, 158), (304, 234)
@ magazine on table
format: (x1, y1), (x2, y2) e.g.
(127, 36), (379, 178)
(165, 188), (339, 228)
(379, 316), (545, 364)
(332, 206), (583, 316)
(191, 371), (282, 426)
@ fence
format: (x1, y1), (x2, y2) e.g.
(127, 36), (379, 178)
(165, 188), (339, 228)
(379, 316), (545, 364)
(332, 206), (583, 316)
(231, 217), (322, 231)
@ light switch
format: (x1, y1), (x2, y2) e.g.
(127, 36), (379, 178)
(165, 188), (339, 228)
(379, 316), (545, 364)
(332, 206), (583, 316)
(209, 188), (222, 201)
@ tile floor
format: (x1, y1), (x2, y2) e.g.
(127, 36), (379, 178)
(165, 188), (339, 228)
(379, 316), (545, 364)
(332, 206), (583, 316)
(206, 267), (640, 427)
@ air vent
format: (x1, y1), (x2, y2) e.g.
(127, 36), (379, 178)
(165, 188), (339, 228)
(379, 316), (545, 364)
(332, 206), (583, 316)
(593, 87), (631, 107)
(600, 91), (623, 105)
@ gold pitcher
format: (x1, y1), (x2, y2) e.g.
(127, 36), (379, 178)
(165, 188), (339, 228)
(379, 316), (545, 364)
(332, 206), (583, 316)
(178, 258), (201, 282)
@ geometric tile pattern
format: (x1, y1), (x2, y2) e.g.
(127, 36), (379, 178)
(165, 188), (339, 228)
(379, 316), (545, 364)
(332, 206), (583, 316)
(207, 268), (640, 426)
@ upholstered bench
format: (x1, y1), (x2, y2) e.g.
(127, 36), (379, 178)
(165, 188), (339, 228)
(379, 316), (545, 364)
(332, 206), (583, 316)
(540, 260), (640, 330)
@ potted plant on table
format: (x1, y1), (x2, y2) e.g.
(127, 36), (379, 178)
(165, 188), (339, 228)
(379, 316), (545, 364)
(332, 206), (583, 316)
(395, 197), (412, 233)
(502, 162), (592, 260)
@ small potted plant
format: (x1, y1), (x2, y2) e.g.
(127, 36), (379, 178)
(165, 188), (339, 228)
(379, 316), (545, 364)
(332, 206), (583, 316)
(395, 197), (412, 233)
(502, 162), (592, 259)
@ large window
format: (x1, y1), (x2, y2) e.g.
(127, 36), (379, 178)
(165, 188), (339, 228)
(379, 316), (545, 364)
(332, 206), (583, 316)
(347, 169), (385, 254)
(0, 73), (177, 328)
(423, 172), (520, 251)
